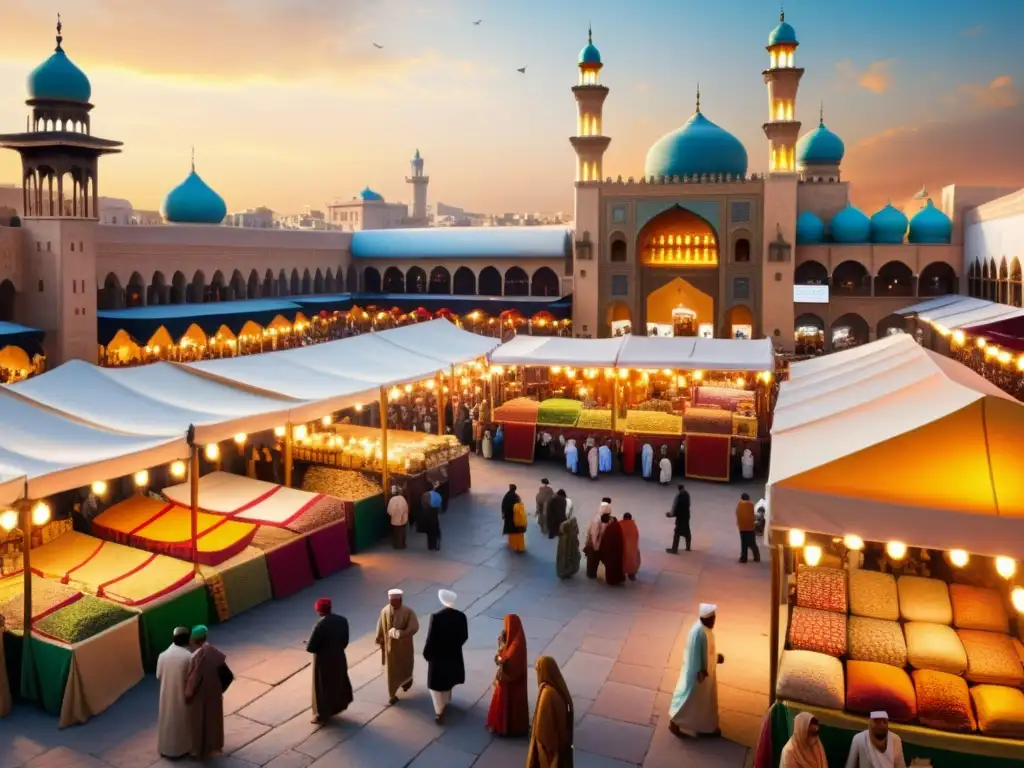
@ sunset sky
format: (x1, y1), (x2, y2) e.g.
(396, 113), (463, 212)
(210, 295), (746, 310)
(0, 0), (1021, 217)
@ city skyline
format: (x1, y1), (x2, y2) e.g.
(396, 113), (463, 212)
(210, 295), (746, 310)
(0, 0), (1021, 218)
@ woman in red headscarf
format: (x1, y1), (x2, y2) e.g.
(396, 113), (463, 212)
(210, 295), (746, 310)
(485, 614), (530, 737)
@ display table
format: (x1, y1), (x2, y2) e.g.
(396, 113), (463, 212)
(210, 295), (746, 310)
(199, 546), (273, 623)
(760, 700), (1024, 767)
(305, 520), (351, 579)
(500, 422), (536, 463)
(685, 434), (732, 481)
(249, 526), (315, 599)
(350, 494), (387, 553)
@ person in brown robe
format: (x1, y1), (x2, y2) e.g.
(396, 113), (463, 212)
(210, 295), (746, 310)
(599, 517), (626, 586)
(526, 656), (574, 767)
(306, 598), (353, 724)
(184, 625), (226, 758)
(375, 588), (420, 705)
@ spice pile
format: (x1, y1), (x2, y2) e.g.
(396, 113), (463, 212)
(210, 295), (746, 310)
(537, 398), (583, 427)
(576, 409), (613, 431)
(34, 595), (136, 644)
(301, 466), (381, 501)
(624, 410), (683, 436)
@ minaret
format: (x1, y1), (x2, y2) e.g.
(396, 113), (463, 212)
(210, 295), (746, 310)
(762, 8), (803, 173)
(405, 148), (429, 224)
(569, 26), (610, 183)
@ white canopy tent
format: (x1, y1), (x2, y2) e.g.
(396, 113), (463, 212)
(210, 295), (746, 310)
(616, 336), (774, 372)
(489, 335), (625, 367)
(785, 332), (917, 383)
(769, 337), (1024, 559)
(11, 360), (299, 443)
(0, 467), (25, 507)
(915, 296), (992, 324)
(0, 387), (186, 500)
(924, 303), (1024, 331)
(376, 319), (501, 365)
(895, 294), (968, 317)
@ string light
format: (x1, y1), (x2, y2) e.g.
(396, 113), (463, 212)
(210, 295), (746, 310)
(205, 444), (221, 461)
(949, 549), (969, 568)
(274, 426), (286, 437)
(233, 433), (247, 445)
(1012, 587), (1024, 614)
(843, 534), (864, 551)
(32, 501), (51, 526)
(134, 469), (150, 488)
(788, 529), (806, 547)
(91, 480), (108, 496)
(996, 556), (1016, 579)
(952, 330), (965, 345)
(886, 541), (907, 560)
(322, 415), (333, 426)
(170, 461), (187, 479)
(294, 425), (308, 441)
(0, 510), (17, 532)
(803, 545), (823, 567)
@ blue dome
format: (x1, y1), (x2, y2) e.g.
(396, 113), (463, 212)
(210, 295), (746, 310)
(29, 47), (91, 103)
(796, 122), (845, 166)
(644, 112), (748, 180)
(796, 211), (825, 244)
(829, 204), (870, 244)
(909, 199), (952, 244)
(162, 170), (227, 225)
(360, 187), (384, 202)
(870, 203), (908, 244)
(768, 20), (798, 47)
(579, 43), (601, 65)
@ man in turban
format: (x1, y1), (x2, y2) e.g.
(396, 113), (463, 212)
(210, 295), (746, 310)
(306, 598), (353, 724)
(184, 625), (228, 758)
(422, 589), (468, 723)
(375, 589), (420, 705)
(156, 627), (192, 759)
(668, 604), (724, 738)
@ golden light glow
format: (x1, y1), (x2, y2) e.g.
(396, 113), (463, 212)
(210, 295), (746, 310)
(949, 549), (969, 568)
(735, 377), (745, 388)
(1012, 587), (1024, 614)
(977, 337), (987, 349)
(355, 403), (363, 412)
(661, 369), (673, 376)
(322, 414), (333, 426)
(642, 231), (718, 267)
(952, 330), (965, 346)
(1018, 357), (1024, 372)
(404, 384), (413, 393)
(759, 371), (774, 383)
(618, 369), (629, 380)
(843, 534), (864, 551)
(998, 350), (1012, 364)
(204, 443), (221, 461)
(274, 426), (286, 438)
(170, 460), (187, 479)
(693, 370), (704, 381)
(134, 469), (150, 488)
(0, 509), (17, 532)
(996, 556), (1017, 579)
(565, 368), (576, 378)
(425, 380), (435, 390)
(604, 368), (615, 379)
(578, 386), (587, 395)
(32, 501), (51, 526)
(886, 541), (907, 560)
(233, 432), (247, 445)
(551, 366), (562, 374)
(788, 529), (806, 547)
(803, 545), (823, 567)
(489, 365), (504, 375)
(91, 480), (108, 496)
(294, 425), (308, 441)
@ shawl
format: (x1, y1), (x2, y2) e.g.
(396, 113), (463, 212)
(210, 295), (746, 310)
(779, 712), (827, 768)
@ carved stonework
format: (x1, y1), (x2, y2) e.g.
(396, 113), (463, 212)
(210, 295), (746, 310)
(575, 230), (594, 261)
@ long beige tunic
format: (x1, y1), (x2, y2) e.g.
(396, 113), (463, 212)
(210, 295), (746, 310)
(375, 604), (420, 696)
(155, 644), (192, 757)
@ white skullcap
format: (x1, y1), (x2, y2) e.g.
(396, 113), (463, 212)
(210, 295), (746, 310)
(438, 589), (457, 608)
(387, 588), (404, 597)
(870, 711), (889, 720)
(699, 603), (716, 618)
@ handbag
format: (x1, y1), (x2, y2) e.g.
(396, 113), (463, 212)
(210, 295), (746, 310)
(217, 662), (234, 692)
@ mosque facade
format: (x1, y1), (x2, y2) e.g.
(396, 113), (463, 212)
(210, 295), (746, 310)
(0, 14), (1020, 370)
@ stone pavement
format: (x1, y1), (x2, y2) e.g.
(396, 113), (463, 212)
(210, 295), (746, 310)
(0, 457), (771, 768)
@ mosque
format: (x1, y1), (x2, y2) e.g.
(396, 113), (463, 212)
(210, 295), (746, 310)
(0, 13), (1018, 371)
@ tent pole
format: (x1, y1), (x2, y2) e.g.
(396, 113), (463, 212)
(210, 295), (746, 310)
(769, 541), (782, 704)
(437, 373), (445, 436)
(380, 386), (390, 493)
(611, 378), (619, 434)
(284, 422), (294, 488)
(190, 444), (200, 575)
(449, 365), (456, 413)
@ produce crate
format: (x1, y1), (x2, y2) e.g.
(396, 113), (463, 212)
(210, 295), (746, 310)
(492, 397), (540, 425)
(624, 410), (683, 436)
(576, 409), (613, 431)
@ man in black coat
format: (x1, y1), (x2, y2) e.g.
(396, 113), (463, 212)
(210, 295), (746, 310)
(666, 483), (692, 553)
(306, 598), (354, 724)
(422, 589), (469, 724)
(501, 484), (519, 536)
(545, 490), (568, 540)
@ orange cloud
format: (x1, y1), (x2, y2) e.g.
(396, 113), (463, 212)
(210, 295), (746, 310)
(835, 59), (895, 94)
(0, 0), (477, 90)
(950, 75), (1020, 110)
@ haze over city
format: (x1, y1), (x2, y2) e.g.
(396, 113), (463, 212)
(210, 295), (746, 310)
(0, 0), (1021, 216)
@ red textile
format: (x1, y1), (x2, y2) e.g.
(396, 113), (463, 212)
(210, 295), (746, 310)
(485, 614), (530, 737)
(500, 423), (536, 463)
(684, 434), (731, 481)
(306, 520), (351, 579)
(600, 520), (626, 585)
(619, 518), (640, 577)
(264, 539), (315, 599)
(447, 453), (472, 497)
(622, 434), (636, 474)
(752, 710), (774, 768)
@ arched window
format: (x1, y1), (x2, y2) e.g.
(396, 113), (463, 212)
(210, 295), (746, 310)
(873, 261), (914, 297)
(429, 267), (451, 294)
(406, 267), (427, 294)
(610, 237), (627, 263)
(734, 238), (751, 263)
(831, 261), (871, 296)
(479, 266), (502, 296)
(919, 262), (958, 298)
(504, 267), (529, 297)
(126, 272), (146, 308)
(382, 267), (404, 293)
(171, 272), (187, 304)
(530, 267), (560, 297)
(453, 267), (476, 295)
(794, 261), (828, 285)
(0, 280), (14, 322)
(364, 267), (383, 294)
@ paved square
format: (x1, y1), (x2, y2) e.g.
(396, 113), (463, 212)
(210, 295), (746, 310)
(0, 457), (769, 767)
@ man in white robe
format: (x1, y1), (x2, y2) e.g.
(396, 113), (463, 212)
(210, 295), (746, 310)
(641, 443), (654, 479)
(668, 604), (724, 738)
(845, 711), (907, 768)
(156, 626), (193, 759)
(659, 455), (673, 485)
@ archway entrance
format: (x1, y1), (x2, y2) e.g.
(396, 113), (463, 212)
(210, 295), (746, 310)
(605, 301), (632, 337)
(645, 277), (714, 338)
(727, 305), (754, 339)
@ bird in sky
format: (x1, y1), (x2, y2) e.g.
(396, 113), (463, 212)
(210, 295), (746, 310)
(472, 19), (482, 25)
(373, 42), (384, 49)
(517, 66), (527, 74)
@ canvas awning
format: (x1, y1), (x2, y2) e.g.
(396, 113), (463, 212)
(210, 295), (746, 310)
(960, 314), (1024, 352)
(769, 337), (1024, 559)
(0, 321), (46, 356)
(376, 318), (501, 365)
(11, 360), (298, 443)
(616, 336), (775, 372)
(0, 387), (186, 500)
(916, 297), (992, 324)
(785, 332), (916, 383)
(895, 295), (967, 316)
(0, 467), (25, 507)
(489, 335), (625, 367)
(924, 303), (1024, 331)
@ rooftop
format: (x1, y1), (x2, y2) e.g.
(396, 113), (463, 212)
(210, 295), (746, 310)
(351, 225), (571, 260)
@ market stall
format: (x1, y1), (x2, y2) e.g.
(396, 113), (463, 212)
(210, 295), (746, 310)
(198, 545), (273, 622)
(761, 336), (1024, 765)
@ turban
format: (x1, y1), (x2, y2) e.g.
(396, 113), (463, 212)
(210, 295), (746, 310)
(699, 603), (716, 618)
(191, 625), (208, 641)
(315, 598), (332, 615)
(438, 589), (457, 608)
(387, 588), (404, 598)
(870, 711), (889, 720)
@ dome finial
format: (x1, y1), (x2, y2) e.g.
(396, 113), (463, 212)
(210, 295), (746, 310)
(588, 23), (592, 45)
(191, 145), (195, 173)
(819, 100), (824, 125)
(55, 13), (63, 51)
(780, 4), (785, 22)
(696, 83), (701, 113)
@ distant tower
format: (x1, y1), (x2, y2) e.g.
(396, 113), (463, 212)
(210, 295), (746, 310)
(405, 149), (429, 224)
(569, 26), (610, 182)
(0, 17), (122, 364)
(762, 8), (803, 173)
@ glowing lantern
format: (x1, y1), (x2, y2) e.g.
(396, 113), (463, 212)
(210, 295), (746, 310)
(949, 549), (969, 568)
(788, 529), (806, 547)
(843, 534), (864, 551)
(134, 470), (150, 488)
(803, 545), (823, 567)
(886, 541), (907, 560)
(996, 557), (1016, 579)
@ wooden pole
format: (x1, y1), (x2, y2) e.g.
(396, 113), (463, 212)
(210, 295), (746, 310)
(449, 365), (457, 414)
(189, 444), (200, 575)
(437, 373), (445, 436)
(769, 542), (782, 704)
(283, 422), (294, 488)
(611, 379), (619, 434)
(380, 386), (390, 493)
(21, 500), (33, 655)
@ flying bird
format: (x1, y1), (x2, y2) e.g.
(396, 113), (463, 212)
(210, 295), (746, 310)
(472, 19), (482, 25)
(373, 42), (384, 49)
(517, 66), (527, 74)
